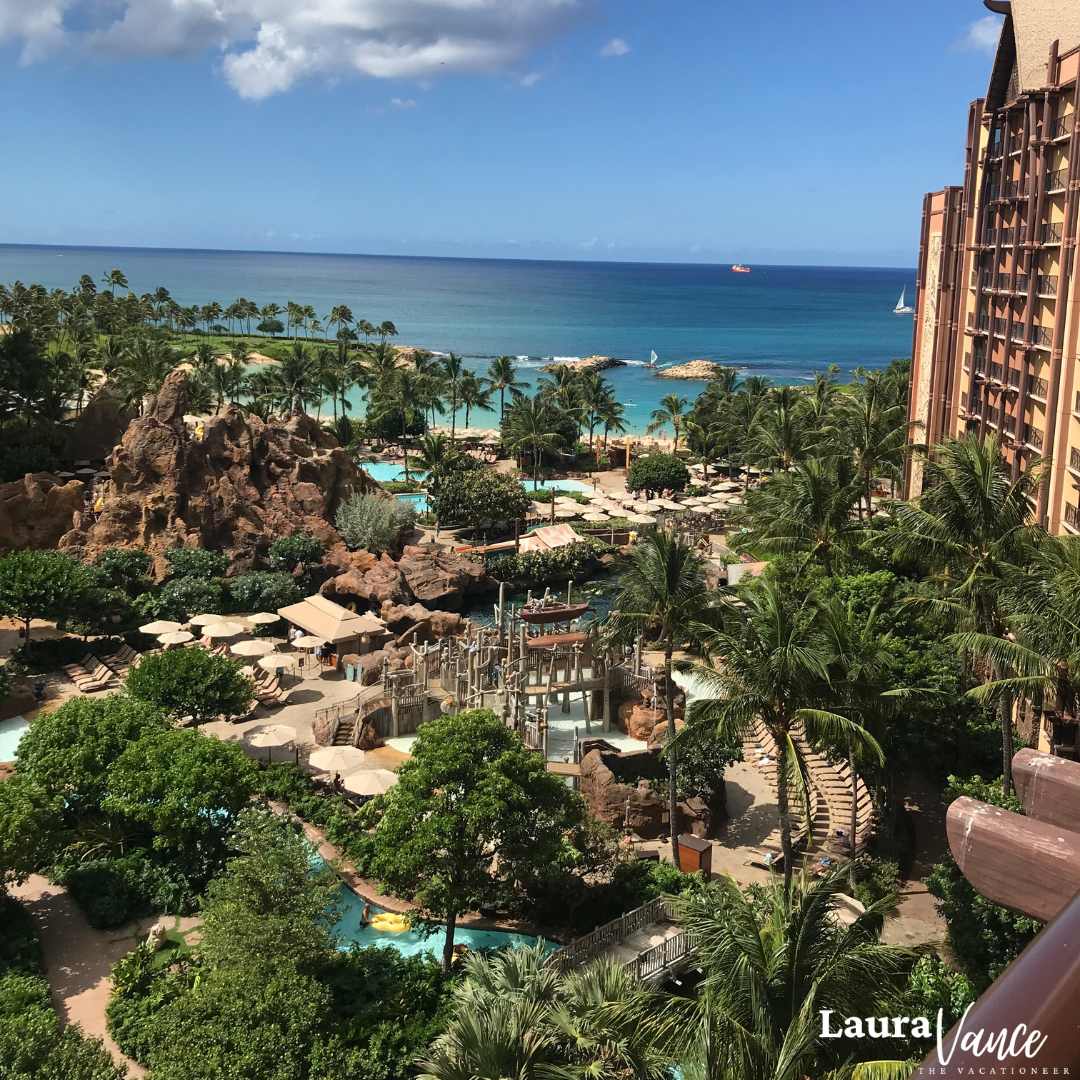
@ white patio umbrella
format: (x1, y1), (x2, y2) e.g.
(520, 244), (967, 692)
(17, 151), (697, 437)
(245, 724), (297, 764)
(341, 769), (398, 796)
(140, 620), (182, 635)
(188, 613), (223, 627)
(726, 495), (744, 506)
(203, 621), (246, 638)
(247, 612), (281, 625)
(293, 635), (327, 650)
(258, 652), (302, 674)
(309, 746), (366, 773)
(231, 639), (275, 657)
(582, 512), (609, 522)
(627, 513), (657, 525)
(656, 499), (683, 510)
(645, 499), (667, 511)
(158, 630), (194, 645)
(555, 509), (579, 520)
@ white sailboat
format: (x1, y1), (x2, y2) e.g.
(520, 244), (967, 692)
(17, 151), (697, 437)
(894, 287), (915, 315)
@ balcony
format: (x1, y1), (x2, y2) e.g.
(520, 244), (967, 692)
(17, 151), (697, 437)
(1067, 502), (1080, 529)
(989, 360), (1004, 382)
(1047, 168), (1068, 193)
(993, 317), (1008, 338)
(1008, 367), (1021, 389)
(1010, 322), (1027, 343)
(1032, 324), (1054, 348)
(1014, 272), (1029, 294)
(985, 226), (997, 245)
(1070, 447), (1080, 475)
(1007, 132), (1024, 154)
(961, 391), (969, 409)
(970, 269), (992, 289)
(968, 311), (990, 334)
(1036, 273), (1059, 296)
(1041, 222), (1064, 244)
(1075, 390), (1080, 417)
(1050, 115), (1072, 140)
(1023, 422), (1044, 450)
(1026, 372), (1049, 400)
(989, 136), (1004, 158)
(1003, 414), (1017, 436)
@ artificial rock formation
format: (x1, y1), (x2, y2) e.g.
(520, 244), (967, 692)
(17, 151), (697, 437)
(58, 370), (376, 575)
(0, 473), (87, 555)
(579, 748), (667, 837)
(655, 360), (722, 381)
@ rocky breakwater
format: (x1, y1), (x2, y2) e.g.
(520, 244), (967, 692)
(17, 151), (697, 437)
(0, 473), (89, 555)
(320, 544), (496, 615)
(540, 355), (627, 374)
(655, 360), (722, 381)
(59, 369), (377, 575)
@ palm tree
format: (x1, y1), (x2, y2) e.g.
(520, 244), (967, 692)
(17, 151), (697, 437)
(502, 395), (564, 489)
(685, 578), (882, 889)
(357, 318), (377, 343)
(604, 529), (718, 869)
(659, 868), (922, 1080)
(210, 357), (247, 411)
(259, 302), (282, 335)
(839, 372), (912, 514)
(370, 367), (422, 482)
(419, 944), (669, 1080)
(417, 434), (468, 490)
(598, 392), (627, 454)
(262, 340), (317, 416)
(439, 352), (466, 440)
(647, 393), (689, 449)
(684, 420), (729, 483)
(327, 304), (354, 340)
(459, 370), (494, 429)
(112, 339), (179, 414)
(578, 369), (612, 460)
(726, 389), (762, 490)
(485, 355), (525, 420)
(101, 269), (128, 297)
(895, 434), (1044, 794)
(736, 456), (866, 576)
(377, 320), (398, 344)
(193, 341), (219, 368)
(753, 385), (807, 474)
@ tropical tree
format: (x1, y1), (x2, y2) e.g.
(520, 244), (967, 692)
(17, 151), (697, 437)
(419, 945), (670, 1080)
(458, 370), (494, 429)
(598, 391), (628, 453)
(578, 370), (613, 458)
(604, 529), (718, 869)
(753, 385), (808, 474)
(894, 434), (1044, 794)
(685, 578), (882, 888)
(502, 394), (564, 488)
(439, 352), (465, 440)
(684, 420), (729, 482)
(326, 304), (354, 340)
(839, 371), (912, 513)
(485, 355), (526, 420)
(647, 393), (689, 449)
(369, 367), (424, 482)
(658, 868), (922, 1080)
(102, 269), (128, 296)
(416, 434), (471, 490)
(260, 340), (317, 416)
(111, 338), (179, 413)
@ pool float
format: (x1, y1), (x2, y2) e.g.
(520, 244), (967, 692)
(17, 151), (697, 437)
(370, 912), (411, 933)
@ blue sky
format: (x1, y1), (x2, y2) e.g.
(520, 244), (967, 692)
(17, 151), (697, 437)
(0, 0), (1002, 266)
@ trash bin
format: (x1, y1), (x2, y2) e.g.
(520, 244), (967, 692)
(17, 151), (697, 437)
(677, 834), (712, 880)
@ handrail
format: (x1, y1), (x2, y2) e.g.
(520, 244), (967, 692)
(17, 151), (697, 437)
(552, 896), (679, 966)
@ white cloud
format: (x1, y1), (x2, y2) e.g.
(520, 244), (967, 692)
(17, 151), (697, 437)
(520, 71), (540, 86)
(389, 97), (416, 109)
(579, 237), (598, 249)
(0, 0), (595, 99)
(599, 37), (629, 57)
(953, 15), (1001, 56)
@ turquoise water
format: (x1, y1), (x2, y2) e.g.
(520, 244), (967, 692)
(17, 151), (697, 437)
(333, 886), (551, 959)
(0, 717), (29, 761)
(362, 462), (408, 482)
(397, 492), (429, 512)
(1, 245), (915, 434)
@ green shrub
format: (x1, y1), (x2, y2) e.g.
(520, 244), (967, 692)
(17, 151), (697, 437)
(267, 535), (325, 573)
(530, 487), (589, 505)
(135, 577), (224, 621)
(56, 852), (176, 929)
(429, 470), (529, 526)
(229, 571), (302, 613)
(0, 891), (43, 977)
(163, 549), (230, 580)
(853, 856), (901, 912)
(0, 445), (61, 483)
(97, 547), (152, 584)
(482, 538), (617, 587)
(336, 493), (416, 553)
(382, 480), (423, 494)
(125, 647), (255, 724)
(626, 453), (690, 495)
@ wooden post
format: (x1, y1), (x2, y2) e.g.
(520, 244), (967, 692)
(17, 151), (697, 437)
(391, 682), (400, 738)
(497, 582), (505, 645)
(634, 634), (642, 677)
(603, 659), (612, 734)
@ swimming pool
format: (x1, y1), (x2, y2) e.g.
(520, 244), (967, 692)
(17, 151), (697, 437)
(362, 461), (408, 482)
(0, 716), (29, 761)
(529, 479), (600, 494)
(333, 883), (551, 958)
(396, 492), (430, 512)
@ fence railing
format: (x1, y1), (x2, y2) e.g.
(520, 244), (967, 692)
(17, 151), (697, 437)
(626, 931), (694, 982)
(1046, 168), (1068, 193)
(554, 896), (679, 966)
(1050, 115), (1071, 140)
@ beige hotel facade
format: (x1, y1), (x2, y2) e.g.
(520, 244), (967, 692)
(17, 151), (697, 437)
(907, 0), (1080, 532)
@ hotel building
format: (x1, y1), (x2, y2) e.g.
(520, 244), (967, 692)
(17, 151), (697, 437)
(907, 1), (1080, 531)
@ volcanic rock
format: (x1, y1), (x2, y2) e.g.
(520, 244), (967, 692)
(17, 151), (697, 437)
(619, 701), (664, 741)
(0, 473), (87, 555)
(395, 611), (467, 647)
(655, 360), (723, 381)
(647, 717), (685, 750)
(396, 545), (495, 611)
(58, 370), (376, 576)
(61, 386), (137, 464)
(540, 355), (627, 374)
(379, 602), (433, 634)
(578, 750), (667, 837)
(355, 721), (385, 751)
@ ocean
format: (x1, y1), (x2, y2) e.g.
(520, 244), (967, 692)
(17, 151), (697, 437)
(0, 244), (916, 433)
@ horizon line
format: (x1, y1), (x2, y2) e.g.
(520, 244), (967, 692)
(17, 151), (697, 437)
(0, 240), (918, 274)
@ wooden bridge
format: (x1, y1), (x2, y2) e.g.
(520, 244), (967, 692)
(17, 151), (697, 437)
(549, 897), (694, 984)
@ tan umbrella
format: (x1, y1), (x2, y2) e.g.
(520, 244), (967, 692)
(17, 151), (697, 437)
(245, 724), (297, 763)
(258, 652), (302, 674)
(158, 630), (194, 645)
(188, 613), (224, 627)
(582, 512), (609, 522)
(203, 621), (246, 638)
(656, 499), (683, 510)
(247, 612), (281, 625)
(309, 746), (366, 772)
(293, 634), (327, 650)
(554, 509), (579, 520)
(140, 620), (182, 635)
(231, 639), (275, 657)
(627, 513), (657, 525)
(341, 769), (398, 796)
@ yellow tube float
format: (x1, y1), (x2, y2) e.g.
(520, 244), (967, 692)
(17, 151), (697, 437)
(370, 912), (411, 933)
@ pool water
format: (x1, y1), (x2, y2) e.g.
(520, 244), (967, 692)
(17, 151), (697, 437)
(362, 462), (408, 482)
(0, 716), (29, 761)
(333, 884), (552, 958)
(528, 479), (600, 494)
(397, 492), (430, 512)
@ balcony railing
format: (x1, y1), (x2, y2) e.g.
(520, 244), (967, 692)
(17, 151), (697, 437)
(1032, 324), (1054, 347)
(990, 136), (1004, 158)
(971, 269), (992, 288)
(961, 392), (969, 409)
(1036, 273), (1059, 296)
(1075, 390), (1080, 416)
(989, 361), (1004, 382)
(1070, 447), (1080, 473)
(1014, 272), (1029, 294)
(986, 226), (997, 245)
(993, 317), (1008, 337)
(1003, 414), (1017, 436)
(1042, 222), (1064, 244)
(968, 312), (991, 334)
(1026, 373), (1049, 399)
(1067, 503), (1080, 528)
(1047, 168), (1068, 193)
(1050, 115), (1072, 140)
(1023, 423), (1044, 450)
(974, 350), (987, 373)
(1008, 367), (1021, 389)
(993, 178), (1029, 199)
(1007, 132), (1024, 154)
(1010, 322), (1027, 343)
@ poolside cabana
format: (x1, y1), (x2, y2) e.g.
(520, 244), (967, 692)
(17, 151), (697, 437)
(276, 594), (387, 659)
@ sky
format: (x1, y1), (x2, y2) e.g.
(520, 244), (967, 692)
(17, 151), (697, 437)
(0, 0), (1005, 266)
